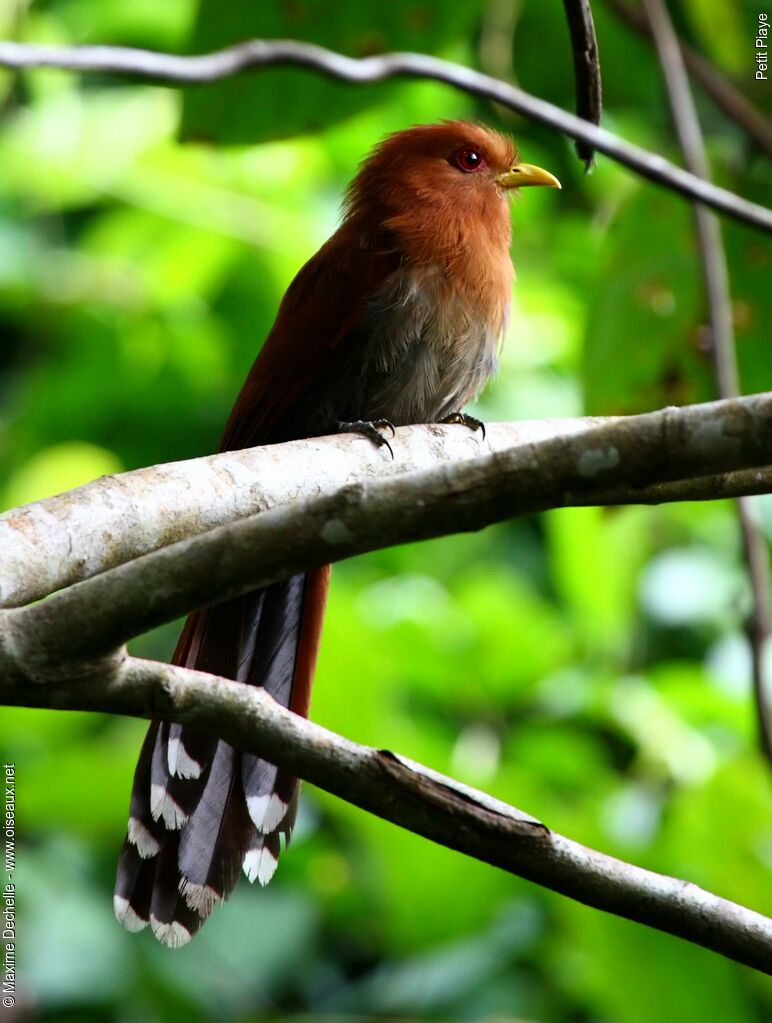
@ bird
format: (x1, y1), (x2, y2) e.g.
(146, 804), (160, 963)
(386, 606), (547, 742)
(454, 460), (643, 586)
(113, 120), (560, 947)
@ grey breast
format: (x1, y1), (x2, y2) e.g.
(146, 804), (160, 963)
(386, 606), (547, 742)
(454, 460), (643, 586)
(330, 267), (502, 427)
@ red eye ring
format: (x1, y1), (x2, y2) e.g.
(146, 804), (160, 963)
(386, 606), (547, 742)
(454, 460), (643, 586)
(451, 147), (486, 173)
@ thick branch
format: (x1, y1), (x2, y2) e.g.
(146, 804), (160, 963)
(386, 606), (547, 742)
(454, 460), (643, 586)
(644, 0), (772, 762)
(0, 652), (769, 972)
(0, 39), (770, 232)
(0, 418), (599, 607)
(3, 415), (770, 610)
(3, 394), (771, 676)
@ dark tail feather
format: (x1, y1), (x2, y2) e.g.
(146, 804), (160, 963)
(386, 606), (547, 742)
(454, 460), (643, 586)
(160, 602), (241, 787)
(177, 740), (255, 917)
(150, 722), (184, 830)
(114, 842), (155, 932)
(149, 834), (204, 948)
(166, 721), (209, 781)
(242, 568), (329, 841)
(239, 576), (305, 833)
(150, 722), (209, 830)
(115, 567), (330, 946)
(113, 724), (165, 930)
(124, 723), (165, 859)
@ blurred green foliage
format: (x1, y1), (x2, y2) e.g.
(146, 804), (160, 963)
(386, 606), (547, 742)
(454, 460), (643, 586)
(1, 0), (771, 1020)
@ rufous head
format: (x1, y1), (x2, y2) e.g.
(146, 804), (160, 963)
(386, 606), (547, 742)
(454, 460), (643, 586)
(345, 120), (560, 226)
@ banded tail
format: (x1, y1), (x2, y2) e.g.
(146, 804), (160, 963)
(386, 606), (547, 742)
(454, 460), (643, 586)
(114, 566), (329, 947)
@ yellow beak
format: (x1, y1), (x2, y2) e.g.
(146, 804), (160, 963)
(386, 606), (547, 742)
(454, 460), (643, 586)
(497, 163), (562, 190)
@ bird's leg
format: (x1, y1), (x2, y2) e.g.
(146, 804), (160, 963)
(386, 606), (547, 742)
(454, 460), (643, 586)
(337, 419), (396, 459)
(438, 411), (486, 442)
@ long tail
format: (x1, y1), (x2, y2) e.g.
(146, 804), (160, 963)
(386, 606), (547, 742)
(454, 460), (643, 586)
(114, 566), (330, 947)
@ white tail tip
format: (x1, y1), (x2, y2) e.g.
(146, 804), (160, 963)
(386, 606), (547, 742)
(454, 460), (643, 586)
(114, 895), (148, 932)
(150, 914), (193, 948)
(247, 791), (287, 834)
(243, 843), (278, 886)
(167, 734), (202, 780)
(127, 817), (160, 859)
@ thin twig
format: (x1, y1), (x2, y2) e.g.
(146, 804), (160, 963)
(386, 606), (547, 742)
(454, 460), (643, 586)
(604, 0), (772, 159)
(644, 0), (772, 763)
(0, 653), (769, 972)
(562, 0), (603, 168)
(0, 39), (770, 232)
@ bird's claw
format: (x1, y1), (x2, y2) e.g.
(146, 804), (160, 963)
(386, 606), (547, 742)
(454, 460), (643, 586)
(337, 419), (396, 459)
(439, 411), (486, 442)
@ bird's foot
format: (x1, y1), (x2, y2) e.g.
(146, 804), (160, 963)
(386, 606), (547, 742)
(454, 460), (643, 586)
(438, 411), (486, 442)
(337, 419), (396, 459)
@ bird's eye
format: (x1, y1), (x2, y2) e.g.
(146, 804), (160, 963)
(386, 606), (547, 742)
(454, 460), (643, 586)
(451, 147), (486, 173)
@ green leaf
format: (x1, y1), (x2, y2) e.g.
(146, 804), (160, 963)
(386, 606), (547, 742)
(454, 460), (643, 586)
(547, 506), (650, 655)
(682, 0), (746, 75)
(180, 0), (484, 144)
(583, 191), (710, 415)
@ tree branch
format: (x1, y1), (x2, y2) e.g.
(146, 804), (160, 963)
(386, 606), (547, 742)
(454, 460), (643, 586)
(1, 401), (770, 969)
(644, 0), (772, 763)
(0, 418), (601, 608)
(3, 415), (770, 610)
(2, 394), (771, 678)
(0, 39), (770, 232)
(0, 652), (769, 972)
